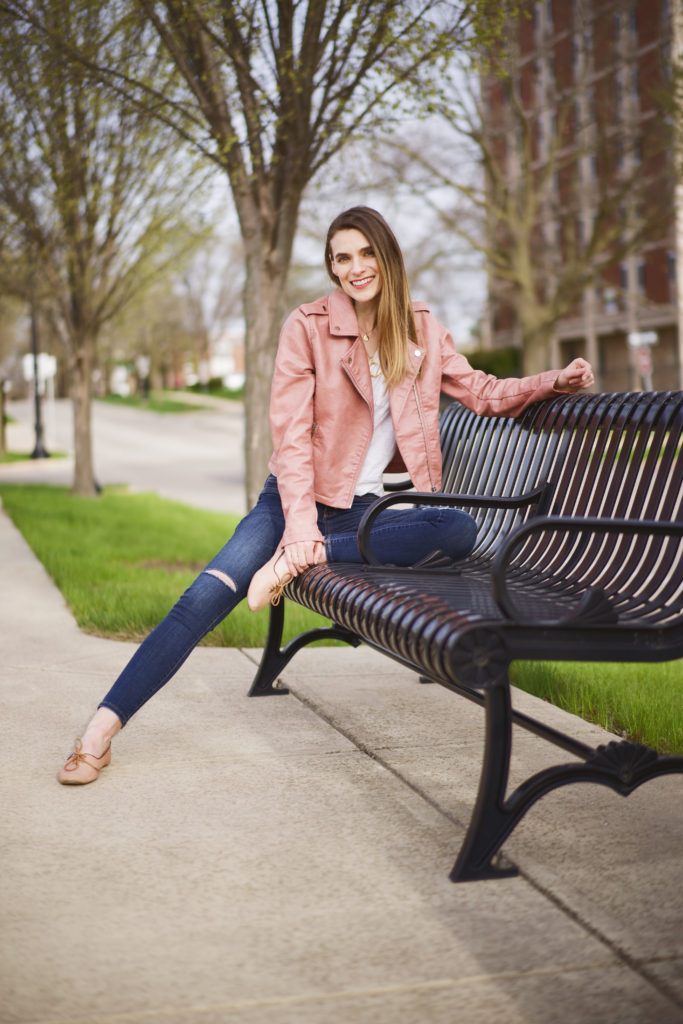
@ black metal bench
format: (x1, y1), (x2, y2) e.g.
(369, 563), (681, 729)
(248, 391), (683, 882)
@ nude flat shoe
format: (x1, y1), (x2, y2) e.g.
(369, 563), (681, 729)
(57, 739), (111, 785)
(247, 549), (294, 612)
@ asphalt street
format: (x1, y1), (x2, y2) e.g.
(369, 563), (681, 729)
(1, 394), (247, 514)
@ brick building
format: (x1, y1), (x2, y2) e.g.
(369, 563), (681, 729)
(482, 0), (682, 391)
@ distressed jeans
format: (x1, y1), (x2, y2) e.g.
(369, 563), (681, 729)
(99, 474), (477, 724)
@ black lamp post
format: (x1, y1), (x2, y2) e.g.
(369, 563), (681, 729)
(29, 280), (49, 460)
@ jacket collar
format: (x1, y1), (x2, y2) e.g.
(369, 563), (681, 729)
(327, 289), (361, 337)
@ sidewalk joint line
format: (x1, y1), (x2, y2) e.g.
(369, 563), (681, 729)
(280, 682), (683, 1016)
(20, 961), (633, 1024)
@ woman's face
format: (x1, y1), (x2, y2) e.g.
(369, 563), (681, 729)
(329, 229), (382, 308)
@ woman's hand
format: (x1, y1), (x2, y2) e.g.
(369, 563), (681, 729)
(283, 540), (326, 576)
(555, 357), (594, 392)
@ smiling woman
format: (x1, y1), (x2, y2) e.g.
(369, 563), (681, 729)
(57, 205), (594, 786)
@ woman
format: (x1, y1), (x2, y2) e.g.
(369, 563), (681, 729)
(58, 206), (593, 784)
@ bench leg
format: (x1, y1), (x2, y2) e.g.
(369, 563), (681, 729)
(247, 601), (291, 696)
(450, 672), (683, 882)
(450, 679), (520, 882)
(247, 601), (362, 697)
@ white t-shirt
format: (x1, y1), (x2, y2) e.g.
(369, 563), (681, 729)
(355, 355), (396, 496)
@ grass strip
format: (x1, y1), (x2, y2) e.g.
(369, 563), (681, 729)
(510, 660), (682, 755)
(1, 482), (680, 753)
(0, 451), (67, 463)
(96, 392), (210, 414)
(0, 483), (336, 648)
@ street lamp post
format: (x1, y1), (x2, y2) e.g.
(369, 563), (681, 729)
(29, 284), (49, 460)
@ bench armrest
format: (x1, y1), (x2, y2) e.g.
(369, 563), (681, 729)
(382, 477), (413, 491)
(357, 485), (550, 566)
(491, 515), (683, 625)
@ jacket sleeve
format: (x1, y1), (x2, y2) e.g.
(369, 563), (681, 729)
(269, 309), (324, 546)
(438, 326), (561, 415)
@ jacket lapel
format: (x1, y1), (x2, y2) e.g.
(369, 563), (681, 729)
(390, 346), (425, 421)
(340, 337), (372, 406)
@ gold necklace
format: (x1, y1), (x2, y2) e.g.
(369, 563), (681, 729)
(360, 322), (376, 345)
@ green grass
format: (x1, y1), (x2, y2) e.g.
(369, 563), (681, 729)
(1, 451), (38, 464)
(186, 383), (244, 401)
(510, 660), (682, 755)
(0, 482), (680, 753)
(1, 451), (67, 463)
(97, 392), (209, 414)
(0, 483), (335, 648)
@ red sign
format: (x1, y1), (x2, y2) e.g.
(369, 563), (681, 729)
(637, 345), (652, 378)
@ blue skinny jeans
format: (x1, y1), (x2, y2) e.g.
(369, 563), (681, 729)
(99, 475), (477, 724)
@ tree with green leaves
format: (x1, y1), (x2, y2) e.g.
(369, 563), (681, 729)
(0, 0), (208, 493)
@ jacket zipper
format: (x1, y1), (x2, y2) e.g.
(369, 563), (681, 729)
(413, 382), (438, 491)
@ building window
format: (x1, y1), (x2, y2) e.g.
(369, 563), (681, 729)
(629, 2), (638, 39)
(616, 141), (625, 174)
(574, 216), (583, 250)
(637, 258), (646, 294)
(668, 251), (676, 284)
(620, 263), (629, 292)
(603, 287), (619, 314)
(630, 63), (639, 101)
(583, 24), (593, 60)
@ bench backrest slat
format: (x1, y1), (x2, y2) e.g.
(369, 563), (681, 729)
(438, 392), (682, 624)
(440, 398), (571, 560)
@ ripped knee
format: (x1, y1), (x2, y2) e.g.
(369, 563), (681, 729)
(204, 568), (237, 591)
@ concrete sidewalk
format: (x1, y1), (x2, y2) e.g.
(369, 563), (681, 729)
(0, 498), (682, 1023)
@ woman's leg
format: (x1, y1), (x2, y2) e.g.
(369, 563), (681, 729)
(245, 499), (478, 612)
(58, 477), (285, 781)
(324, 504), (478, 565)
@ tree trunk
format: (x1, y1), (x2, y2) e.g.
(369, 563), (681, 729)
(242, 249), (291, 510)
(0, 381), (6, 455)
(70, 336), (98, 496)
(520, 321), (554, 376)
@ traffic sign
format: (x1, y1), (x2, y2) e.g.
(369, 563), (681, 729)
(627, 331), (658, 347)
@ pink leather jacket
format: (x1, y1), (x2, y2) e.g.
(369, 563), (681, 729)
(268, 289), (562, 546)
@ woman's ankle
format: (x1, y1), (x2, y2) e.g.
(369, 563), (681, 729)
(80, 708), (122, 755)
